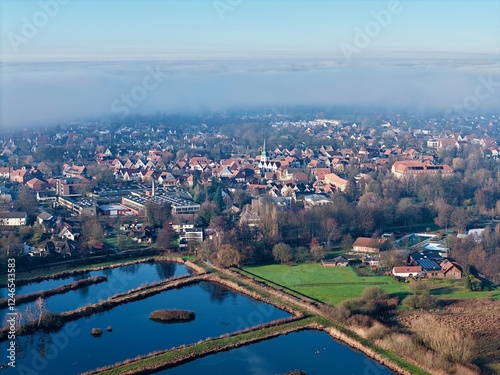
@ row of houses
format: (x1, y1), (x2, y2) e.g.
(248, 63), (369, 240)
(392, 259), (462, 279)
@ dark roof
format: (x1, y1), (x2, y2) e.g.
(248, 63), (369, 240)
(332, 256), (349, 263)
(410, 252), (441, 271)
(0, 212), (27, 219)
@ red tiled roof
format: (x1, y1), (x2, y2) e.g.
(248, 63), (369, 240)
(393, 266), (422, 273)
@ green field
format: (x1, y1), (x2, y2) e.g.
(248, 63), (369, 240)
(424, 279), (500, 300)
(244, 263), (410, 305)
(243, 263), (500, 305)
(104, 235), (150, 250)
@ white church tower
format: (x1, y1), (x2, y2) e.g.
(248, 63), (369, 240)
(261, 140), (268, 163)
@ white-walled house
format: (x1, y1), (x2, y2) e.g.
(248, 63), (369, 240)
(392, 266), (423, 278)
(0, 212), (27, 226)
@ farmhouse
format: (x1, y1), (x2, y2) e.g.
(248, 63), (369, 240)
(321, 256), (349, 267)
(439, 259), (462, 279)
(392, 266), (423, 278)
(352, 237), (387, 254)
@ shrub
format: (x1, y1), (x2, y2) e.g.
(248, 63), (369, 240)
(293, 246), (310, 263)
(411, 315), (477, 364)
(402, 294), (439, 310)
(361, 286), (389, 301)
(382, 332), (422, 359)
(149, 309), (195, 323)
(331, 304), (351, 323)
(365, 323), (391, 341)
(347, 314), (373, 328)
(339, 298), (376, 317)
(464, 275), (483, 291)
(407, 279), (430, 295)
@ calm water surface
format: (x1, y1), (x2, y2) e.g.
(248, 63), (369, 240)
(0, 262), (191, 325)
(0, 281), (289, 374)
(161, 330), (395, 375)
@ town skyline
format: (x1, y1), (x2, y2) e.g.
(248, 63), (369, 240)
(1, 0), (499, 128)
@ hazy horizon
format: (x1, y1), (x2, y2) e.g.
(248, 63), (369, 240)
(1, 0), (499, 128)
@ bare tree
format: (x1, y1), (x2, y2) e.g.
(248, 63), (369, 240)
(215, 244), (241, 268)
(322, 218), (342, 250)
(434, 203), (455, 230)
(24, 304), (36, 325)
(36, 297), (48, 327)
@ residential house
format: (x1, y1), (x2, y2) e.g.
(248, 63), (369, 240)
(303, 194), (332, 208)
(37, 212), (53, 226)
(0, 212), (27, 226)
(352, 237), (387, 254)
(189, 156), (211, 171)
(62, 164), (86, 177)
(0, 167), (10, 179)
(439, 259), (462, 279)
(59, 226), (80, 241)
(324, 173), (348, 192)
(26, 178), (47, 191)
(392, 266), (423, 278)
(179, 227), (204, 248)
(321, 256), (349, 267)
(10, 168), (42, 184)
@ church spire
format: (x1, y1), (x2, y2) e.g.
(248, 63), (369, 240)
(261, 140), (267, 163)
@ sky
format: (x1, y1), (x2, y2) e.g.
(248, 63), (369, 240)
(1, 0), (499, 127)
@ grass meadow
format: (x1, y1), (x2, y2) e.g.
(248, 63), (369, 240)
(243, 263), (499, 305)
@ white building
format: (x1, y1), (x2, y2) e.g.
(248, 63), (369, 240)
(0, 212), (27, 226)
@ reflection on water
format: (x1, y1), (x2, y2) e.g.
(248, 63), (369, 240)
(161, 330), (395, 375)
(120, 263), (140, 275)
(0, 261), (191, 325)
(77, 284), (91, 299)
(200, 282), (237, 304)
(155, 262), (177, 279)
(72, 272), (92, 281)
(102, 268), (113, 277)
(0, 282), (289, 374)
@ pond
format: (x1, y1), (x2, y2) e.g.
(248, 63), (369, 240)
(160, 329), (394, 375)
(0, 261), (191, 326)
(0, 281), (290, 374)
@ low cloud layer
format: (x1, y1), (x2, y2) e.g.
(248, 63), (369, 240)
(1, 58), (499, 128)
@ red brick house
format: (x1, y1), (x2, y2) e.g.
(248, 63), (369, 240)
(439, 259), (462, 279)
(27, 178), (47, 191)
